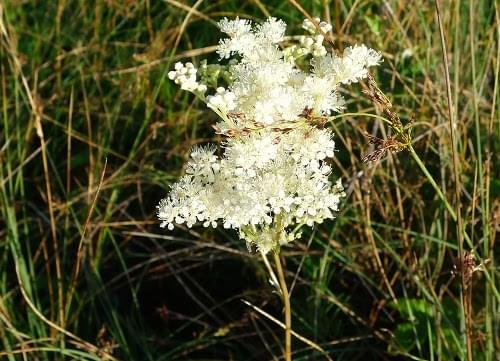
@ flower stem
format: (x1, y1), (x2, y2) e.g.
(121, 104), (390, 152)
(273, 250), (292, 361)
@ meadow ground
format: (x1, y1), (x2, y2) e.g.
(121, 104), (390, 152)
(0, 1), (498, 360)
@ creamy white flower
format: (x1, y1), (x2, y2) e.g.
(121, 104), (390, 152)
(229, 58), (306, 124)
(301, 75), (345, 114)
(218, 17), (252, 38)
(170, 18), (381, 125)
(168, 62), (206, 92)
(303, 18), (332, 34)
(337, 45), (378, 82)
(214, 18), (381, 125)
(217, 17), (285, 60)
(256, 17), (286, 43)
(206, 87), (236, 114)
(157, 127), (345, 253)
(162, 17), (382, 253)
(298, 34), (327, 57)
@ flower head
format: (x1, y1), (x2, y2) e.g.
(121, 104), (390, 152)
(168, 62), (206, 92)
(158, 127), (345, 253)
(161, 16), (382, 253)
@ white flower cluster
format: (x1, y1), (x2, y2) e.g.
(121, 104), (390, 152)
(158, 127), (345, 254)
(297, 18), (333, 57)
(302, 17), (333, 34)
(213, 17), (381, 127)
(207, 87), (236, 115)
(159, 17), (382, 254)
(298, 34), (328, 57)
(167, 62), (207, 92)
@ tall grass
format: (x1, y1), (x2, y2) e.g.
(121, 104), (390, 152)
(0, 1), (498, 360)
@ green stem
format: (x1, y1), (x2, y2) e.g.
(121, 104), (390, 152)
(409, 146), (457, 220)
(273, 250), (292, 361)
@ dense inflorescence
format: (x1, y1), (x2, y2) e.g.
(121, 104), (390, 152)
(160, 17), (381, 253)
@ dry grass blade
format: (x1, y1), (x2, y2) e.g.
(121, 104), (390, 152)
(65, 158), (108, 314)
(434, 1), (471, 360)
(0, 3), (64, 329)
(13, 262), (117, 361)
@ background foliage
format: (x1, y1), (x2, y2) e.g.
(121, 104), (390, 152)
(0, 0), (498, 360)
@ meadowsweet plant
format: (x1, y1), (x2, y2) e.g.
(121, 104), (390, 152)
(160, 16), (382, 359)
(160, 17), (381, 253)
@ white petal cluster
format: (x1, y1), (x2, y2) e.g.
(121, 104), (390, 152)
(157, 127), (345, 254)
(206, 87), (236, 114)
(313, 45), (383, 85)
(302, 17), (333, 34)
(298, 18), (333, 57)
(168, 18), (381, 128)
(217, 17), (286, 60)
(214, 17), (382, 127)
(161, 17), (382, 253)
(298, 34), (328, 57)
(168, 62), (207, 92)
